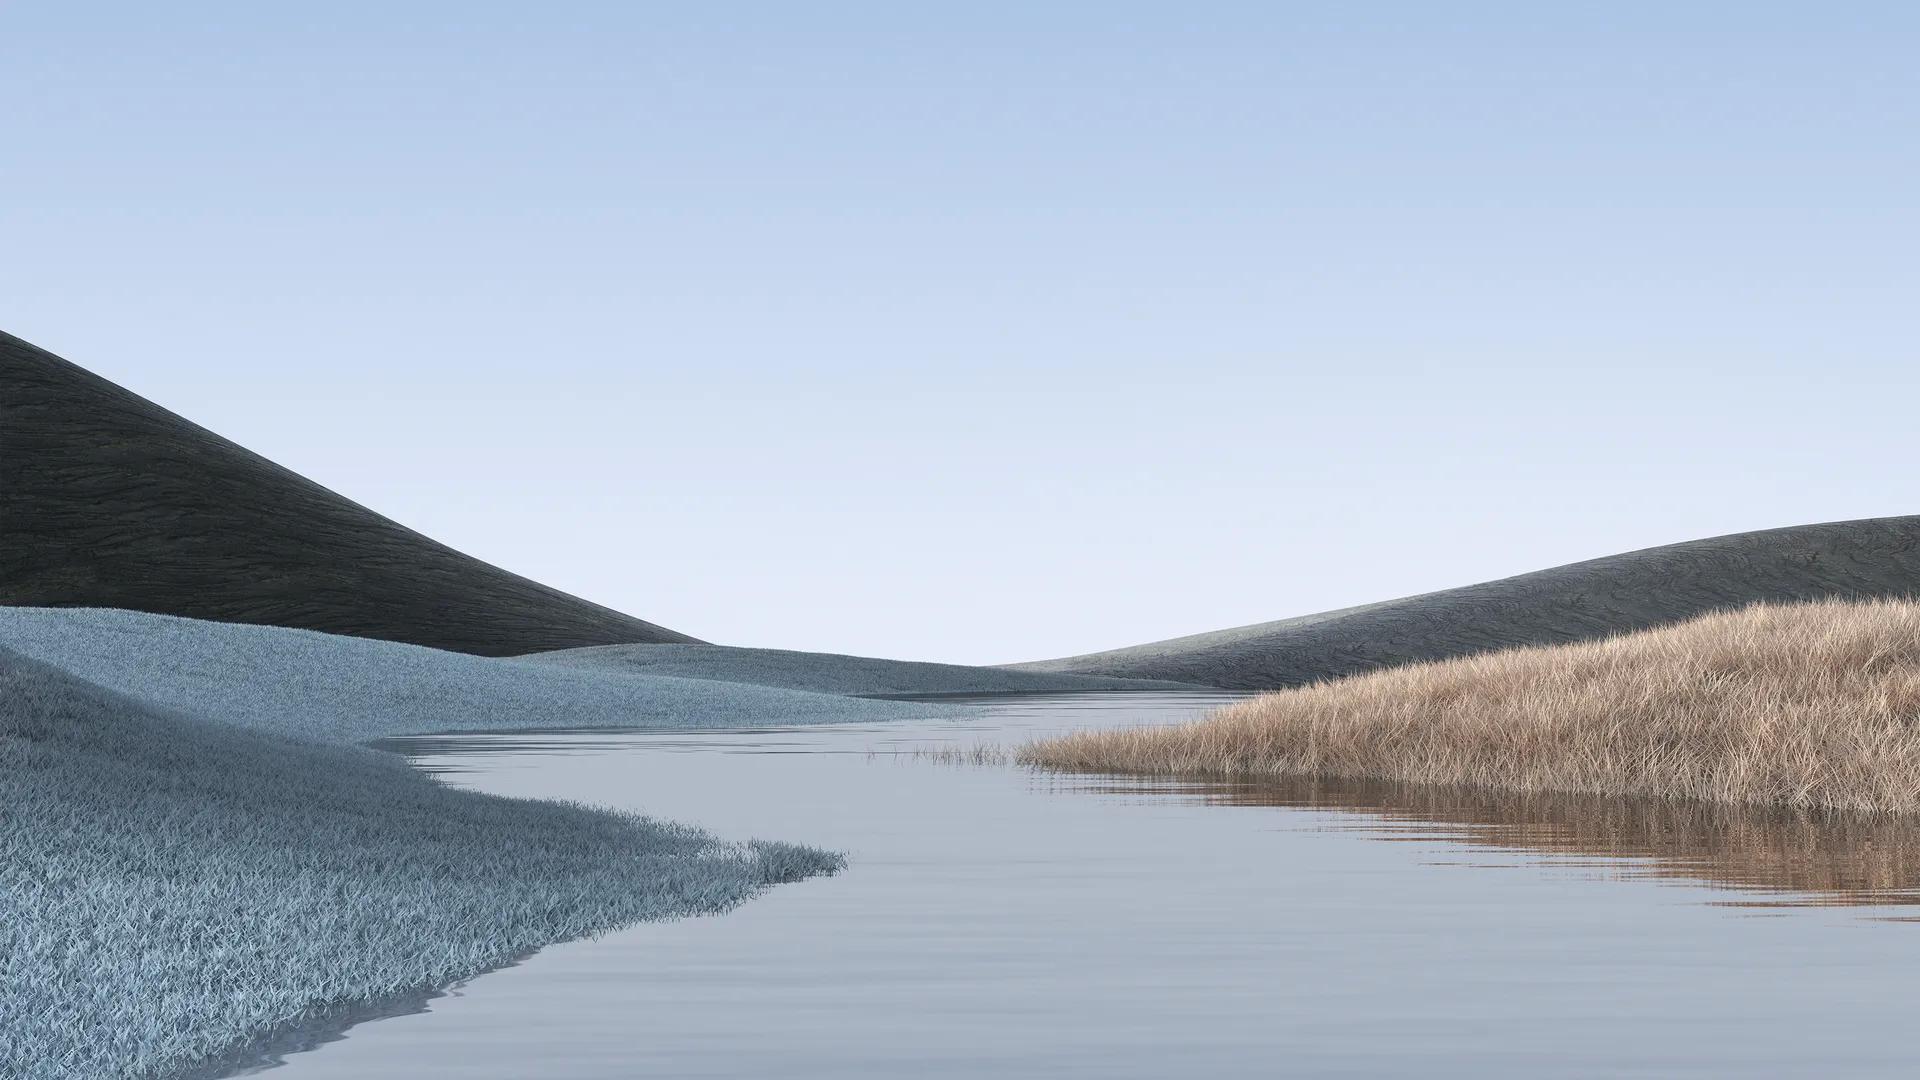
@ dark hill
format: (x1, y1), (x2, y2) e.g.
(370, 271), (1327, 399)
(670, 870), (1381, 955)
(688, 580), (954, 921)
(1013, 516), (1920, 689)
(0, 330), (696, 655)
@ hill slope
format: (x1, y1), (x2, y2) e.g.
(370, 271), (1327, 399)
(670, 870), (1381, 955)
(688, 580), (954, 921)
(0, 330), (693, 655)
(1023, 600), (1920, 815)
(1015, 516), (1920, 689)
(521, 642), (1197, 696)
(0, 607), (957, 743)
(1, 642), (836, 1080)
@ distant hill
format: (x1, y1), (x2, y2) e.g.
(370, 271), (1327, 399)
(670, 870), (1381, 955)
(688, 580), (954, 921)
(1014, 516), (1920, 689)
(521, 642), (1197, 696)
(0, 330), (694, 655)
(0, 607), (953, 743)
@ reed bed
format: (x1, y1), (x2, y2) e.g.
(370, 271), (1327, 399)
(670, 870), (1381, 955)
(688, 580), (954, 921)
(871, 744), (1014, 766)
(1022, 600), (1920, 815)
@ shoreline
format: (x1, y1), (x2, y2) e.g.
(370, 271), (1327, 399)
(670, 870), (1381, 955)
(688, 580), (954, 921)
(1023, 600), (1920, 817)
(1, 646), (844, 1080)
(4, 608), (1193, 1080)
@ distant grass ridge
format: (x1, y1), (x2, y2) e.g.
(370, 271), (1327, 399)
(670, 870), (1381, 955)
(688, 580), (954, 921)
(0, 606), (964, 742)
(1024, 600), (1920, 815)
(522, 641), (1197, 695)
(0, 646), (841, 1080)
(1016, 516), (1920, 689)
(0, 330), (693, 655)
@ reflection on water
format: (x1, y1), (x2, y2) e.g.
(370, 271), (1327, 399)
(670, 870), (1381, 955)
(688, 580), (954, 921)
(386, 698), (1920, 913)
(268, 692), (1920, 1080)
(1056, 774), (1920, 910)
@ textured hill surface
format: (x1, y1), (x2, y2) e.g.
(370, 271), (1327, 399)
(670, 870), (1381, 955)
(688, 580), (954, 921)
(1022, 600), (1920, 814)
(0, 330), (693, 655)
(1, 642), (836, 1080)
(1015, 516), (1920, 689)
(522, 641), (1197, 695)
(0, 607), (957, 743)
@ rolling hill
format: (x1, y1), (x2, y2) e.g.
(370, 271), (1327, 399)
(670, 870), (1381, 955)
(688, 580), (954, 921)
(1022, 600), (1920, 814)
(0, 606), (955, 743)
(0, 330), (693, 655)
(1015, 516), (1920, 689)
(520, 641), (1194, 696)
(1, 637), (837, 1080)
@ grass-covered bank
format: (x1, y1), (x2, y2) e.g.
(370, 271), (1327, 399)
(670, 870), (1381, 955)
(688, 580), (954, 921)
(1024, 601), (1920, 815)
(0, 647), (841, 1080)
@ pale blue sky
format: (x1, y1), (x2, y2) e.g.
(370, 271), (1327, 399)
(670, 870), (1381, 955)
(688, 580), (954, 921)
(4, 4), (1917, 663)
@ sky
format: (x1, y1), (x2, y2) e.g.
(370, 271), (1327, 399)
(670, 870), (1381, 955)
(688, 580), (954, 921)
(4, 3), (1918, 664)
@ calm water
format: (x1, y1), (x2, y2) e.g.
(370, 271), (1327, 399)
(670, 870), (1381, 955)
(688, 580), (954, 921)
(257, 692), (1920, 1078)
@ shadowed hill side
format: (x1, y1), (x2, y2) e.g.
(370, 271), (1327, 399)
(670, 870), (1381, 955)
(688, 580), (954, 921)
(1015, 516), (1920, 689)
(0, 331), (694, 655)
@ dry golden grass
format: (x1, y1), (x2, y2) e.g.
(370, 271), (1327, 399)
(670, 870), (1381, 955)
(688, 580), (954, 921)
(1022, 600), (1920, 815)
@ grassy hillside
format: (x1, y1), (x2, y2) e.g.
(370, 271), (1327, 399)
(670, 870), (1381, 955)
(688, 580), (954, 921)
(0, 646), (839, 1080)
(0, 607), (961, 743)
(1016, 516), (1920, 689)
(1025, 600), (1920, 814)
(0, 330), (692, 655)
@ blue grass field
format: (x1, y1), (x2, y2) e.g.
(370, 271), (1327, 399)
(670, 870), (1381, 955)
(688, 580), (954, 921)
(0, 606), (969, 742)
(0, 645), (843, 1080)
(3, 605), (1160, 1078)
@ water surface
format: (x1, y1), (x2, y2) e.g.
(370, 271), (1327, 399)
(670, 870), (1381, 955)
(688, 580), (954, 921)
(262, 692), (1920, 1078)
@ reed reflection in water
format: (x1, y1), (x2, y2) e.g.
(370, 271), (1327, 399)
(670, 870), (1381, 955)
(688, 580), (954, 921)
(1047, 772), (1920, 910)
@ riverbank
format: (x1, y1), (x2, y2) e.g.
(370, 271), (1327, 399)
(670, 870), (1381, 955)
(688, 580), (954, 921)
(0, 626), (862, 1080)
(256, 692), (1920, 1080)
(6, 604), (1186, 1079)
(1024, 600), (1920, 815)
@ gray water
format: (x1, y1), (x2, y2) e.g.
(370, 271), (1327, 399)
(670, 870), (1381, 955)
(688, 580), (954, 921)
(260, 692), (1920, 1078)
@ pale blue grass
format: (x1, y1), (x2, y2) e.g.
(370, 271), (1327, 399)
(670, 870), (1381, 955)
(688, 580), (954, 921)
(0, 647), (842, 1080)
(0, 607), (966, 743)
